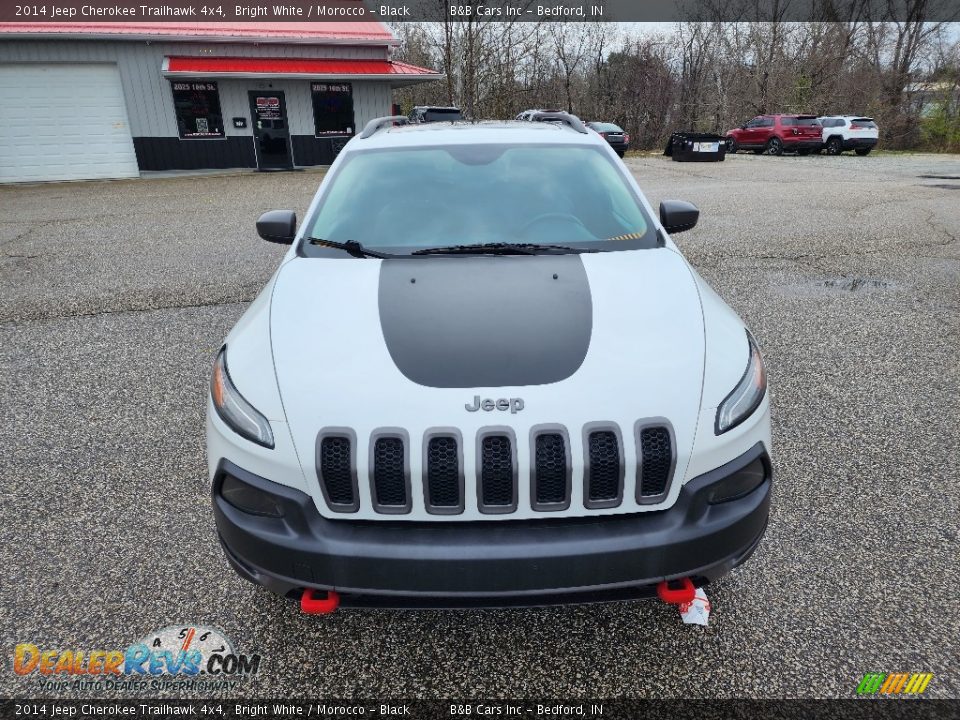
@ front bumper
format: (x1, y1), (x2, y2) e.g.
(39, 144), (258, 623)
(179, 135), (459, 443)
(212, 443), (772, 608)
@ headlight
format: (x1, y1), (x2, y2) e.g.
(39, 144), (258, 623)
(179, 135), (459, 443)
(211, 347), (275, 449)
(715, 331), (767, 434)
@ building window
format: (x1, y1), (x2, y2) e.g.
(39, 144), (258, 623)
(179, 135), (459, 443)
(312, 83), (354, 137)
(171, 81), (225, 139)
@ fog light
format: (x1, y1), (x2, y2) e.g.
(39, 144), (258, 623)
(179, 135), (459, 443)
(709, 457), (767, 504)
(221, 474), (283, 517)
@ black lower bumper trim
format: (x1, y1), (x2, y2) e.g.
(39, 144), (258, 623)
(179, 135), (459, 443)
(212, 443), (772, 603)
(844, 138), (878, 149)
(784, 140), (823, 150)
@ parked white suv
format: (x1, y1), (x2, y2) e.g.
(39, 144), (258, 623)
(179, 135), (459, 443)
(516, 108), (563, 120)
(818, 116), (879, 155)
(207, 113), (772, 612)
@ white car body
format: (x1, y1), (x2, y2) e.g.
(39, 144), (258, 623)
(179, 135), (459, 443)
(818, 115), (879, 155)
(207, 117), (772, 608)
(515, 109), (563, 120)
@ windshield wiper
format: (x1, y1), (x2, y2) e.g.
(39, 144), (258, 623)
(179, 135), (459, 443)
(307, 237), (394, 259)
(308, 238), (597, 258)
(413, 242), (594, 256)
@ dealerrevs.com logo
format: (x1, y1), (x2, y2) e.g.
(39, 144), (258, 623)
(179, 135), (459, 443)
(13, 625), (261, 692)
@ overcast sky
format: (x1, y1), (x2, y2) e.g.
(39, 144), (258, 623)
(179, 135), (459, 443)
(628, 21), (960, 42)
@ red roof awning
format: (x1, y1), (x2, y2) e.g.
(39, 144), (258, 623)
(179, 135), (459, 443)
(164, 56), (441, 83)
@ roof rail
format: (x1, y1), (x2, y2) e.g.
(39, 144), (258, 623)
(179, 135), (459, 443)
(358, 115), (410, 139)
(529, 111), (588, 134)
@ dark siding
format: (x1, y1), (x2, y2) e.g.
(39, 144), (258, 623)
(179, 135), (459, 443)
(133, 137), (256, 171)
(291, 136), (350, 167)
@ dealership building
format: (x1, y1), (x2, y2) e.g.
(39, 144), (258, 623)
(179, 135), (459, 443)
(0, 21), (442, 183)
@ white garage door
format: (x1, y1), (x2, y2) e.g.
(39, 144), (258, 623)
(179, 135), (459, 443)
(0, 64), (139, 183)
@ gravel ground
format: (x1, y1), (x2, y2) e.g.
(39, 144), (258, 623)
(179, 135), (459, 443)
(1, 152), (958, 700)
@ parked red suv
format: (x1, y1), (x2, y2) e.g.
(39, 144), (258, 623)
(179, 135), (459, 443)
(725, 115), (823, 155)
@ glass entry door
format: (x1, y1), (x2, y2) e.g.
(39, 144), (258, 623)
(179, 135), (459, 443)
(249, 91), (292, 170)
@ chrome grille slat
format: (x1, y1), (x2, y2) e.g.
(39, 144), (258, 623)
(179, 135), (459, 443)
(531, 425), (571, 511)
(535, 435), (566, 503)
(315, 429), (358, 513)
(373, 438), (406, 505)
(477, 429), (517, 514)
(424, 431), (463, 514)
(369, 429), (410, 514)
(583, 423), (624, 509)
(636, 421), (676, 504)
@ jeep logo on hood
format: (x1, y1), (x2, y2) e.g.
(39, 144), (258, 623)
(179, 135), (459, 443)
(465, 396), (524, 414)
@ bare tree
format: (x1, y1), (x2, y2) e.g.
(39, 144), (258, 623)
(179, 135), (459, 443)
(391, 15), (953, 150)
(549, 23), (607, 113)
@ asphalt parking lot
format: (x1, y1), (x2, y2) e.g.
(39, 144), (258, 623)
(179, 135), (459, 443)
(1, 151), (958, 699)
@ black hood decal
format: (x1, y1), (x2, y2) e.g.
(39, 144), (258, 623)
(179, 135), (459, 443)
(378, 255), (592, 388)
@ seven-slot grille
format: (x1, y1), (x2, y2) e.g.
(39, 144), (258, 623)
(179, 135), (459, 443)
(316, 421), (674, 516)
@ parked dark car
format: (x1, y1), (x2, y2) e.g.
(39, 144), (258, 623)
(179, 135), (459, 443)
(409, 106), (462, 123)
(725, 114), (823, 155)
(586, 122), (630, 157)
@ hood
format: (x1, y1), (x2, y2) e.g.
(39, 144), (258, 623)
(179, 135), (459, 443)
(269, 248), (706, 519)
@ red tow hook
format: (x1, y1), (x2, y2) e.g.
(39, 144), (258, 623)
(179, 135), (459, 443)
(656, 577), (696, 605)
(300, 588), (340, 614)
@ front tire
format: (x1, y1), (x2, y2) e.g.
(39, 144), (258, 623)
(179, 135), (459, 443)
(766, 137), (784, 156)
(855, 148), (872, 156)
(616, 150), (625, 158)
(826, 137), (843, 155)
(726, 137), (738, 154)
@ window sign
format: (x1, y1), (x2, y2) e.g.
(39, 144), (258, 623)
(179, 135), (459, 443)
(171, 81), (225, 139)
(254, 95), (282, 121)
(312, 82), (354, 137)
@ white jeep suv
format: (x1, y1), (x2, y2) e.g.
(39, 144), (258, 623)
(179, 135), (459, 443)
(207, 113), (772, 611)
(818, 116), (879, 155)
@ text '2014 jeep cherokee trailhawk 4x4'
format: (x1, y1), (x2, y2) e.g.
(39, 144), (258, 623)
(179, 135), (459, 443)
(207, 113), (772, 612)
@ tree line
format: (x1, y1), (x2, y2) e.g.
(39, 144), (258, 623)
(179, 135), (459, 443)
(390, 12), (960, 151)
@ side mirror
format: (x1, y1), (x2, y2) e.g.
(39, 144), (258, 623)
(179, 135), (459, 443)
(256, 209), (296, 244)
(659, 200), (699, 234)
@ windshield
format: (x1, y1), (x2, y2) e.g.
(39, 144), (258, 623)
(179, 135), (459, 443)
(302, 144), (656, 256)
(783, 116), (820, 126)
(591, 123), (623, 132)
